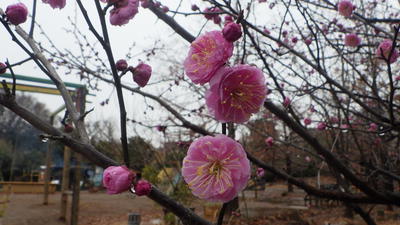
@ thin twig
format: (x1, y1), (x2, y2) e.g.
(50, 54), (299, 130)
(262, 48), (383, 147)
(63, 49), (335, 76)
(5, 60), (16, 96)
(29, 0), (37, 38)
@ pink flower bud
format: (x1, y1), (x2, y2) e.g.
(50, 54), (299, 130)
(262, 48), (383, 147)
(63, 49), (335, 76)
(344, 33), (361, 47)
(291, 37), (298, 44)
(103, 166), (135, 194)
(6, 3), (28, 26)
(134, 180), (152, 196)
(224, 15), (234, 24)
(256, 168), (265, 177)
(265, 137), (274, 147)
(304, 39), (312, 45)
(116, 59), (128, 71)
(283, 96), (291, 107)
(305, 156), (311, 162)
(162, 6), (169, 13)
(395, 76), (400, 81)
(338, 0), (354, 17)
(317, 122), (326, 131)
(304, 118), (312, 126)
(156, 125), (166, 132)
(263, 28), (270, 35)
(203, 7), (215, 20)
(0, 63), (7, 74)
(213, 15), (222, 24)
(191, 4), (199, 11)
(154, 1), (161, 7)
(222, 22), (242, 42)
(132, 63), (152, 87)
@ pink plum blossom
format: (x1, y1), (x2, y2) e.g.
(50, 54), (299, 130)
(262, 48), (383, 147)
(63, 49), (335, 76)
(344, 33), (361, 47)
(109, 0), (139, 26)
(304, 39), (312, 45)
(376, 39), (399, 64)
(265, 137), (274, 147)
(132, 63), (152, 87)
(103, 166), (135, 194)
(338, 0), (354, 17)
(42, 0), (66, 9)
(305, 156), (311, 162)
(184, 31), (233, 85)
(222, 22), (242, 42)
(5, 3), (28, 25)
(317, 122), (326, 130)
(182, 135), (250, 202)
(205, 65), (267, 123)
(256, 168), (265, 177)
(134, 180), (152, 196)
(395, 75), (400, 81)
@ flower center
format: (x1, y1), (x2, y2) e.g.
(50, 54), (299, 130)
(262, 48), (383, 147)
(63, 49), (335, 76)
(209, 161), (223, 175)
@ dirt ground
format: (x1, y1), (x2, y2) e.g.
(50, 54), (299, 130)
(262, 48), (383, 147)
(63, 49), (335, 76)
(1, 191), (164, 225)
(1, 185), (399, 225)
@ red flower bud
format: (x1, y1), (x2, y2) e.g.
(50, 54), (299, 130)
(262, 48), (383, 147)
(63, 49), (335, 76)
(132, 63), (152, 87)
(6, 3), (28, 26)
(64, 124), (74, 133)
(116, 59), (128, 71)
(134, 180), (152, 196)
(222, 22), (242, 42)
(0, 63), (7, 74)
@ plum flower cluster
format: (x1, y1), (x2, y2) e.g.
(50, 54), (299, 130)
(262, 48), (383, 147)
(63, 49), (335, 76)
(184, 23), (266, 124)
(182, 135), (250, 202)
